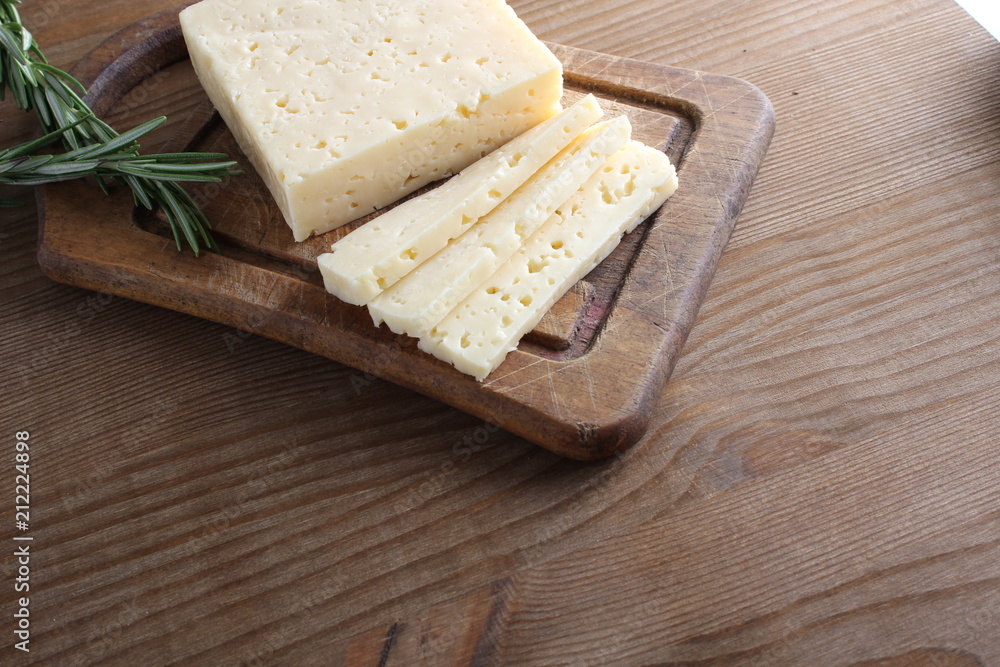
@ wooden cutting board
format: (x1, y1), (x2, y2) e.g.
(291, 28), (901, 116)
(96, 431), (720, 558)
(37, 5), (774, 460)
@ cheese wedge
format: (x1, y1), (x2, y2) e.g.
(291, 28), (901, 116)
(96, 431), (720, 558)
(180, 0), (564, 240)
(420, 142), (678, 381)
(318, 95), (604, 305)
(369, 115), (632, 337)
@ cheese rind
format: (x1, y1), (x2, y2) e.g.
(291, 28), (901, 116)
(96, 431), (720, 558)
(369, 115), (632, 337)
(317, 95), (604, 305)
(419, 142), (679, 381)
(180, 0), (564, 241)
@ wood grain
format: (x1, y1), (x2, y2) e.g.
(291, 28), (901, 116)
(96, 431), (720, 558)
(35, 6), (774, 461)
(2, 0), (999, 664)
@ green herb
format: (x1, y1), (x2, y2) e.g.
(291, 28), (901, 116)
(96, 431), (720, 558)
(0, 0), (241, 255)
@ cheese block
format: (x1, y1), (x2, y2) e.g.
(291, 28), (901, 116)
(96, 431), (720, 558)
(180, 0), (564, 241)
(369, 115), (632, 338)
(420, 142), (679, 381)
(317, 95), (604, 305)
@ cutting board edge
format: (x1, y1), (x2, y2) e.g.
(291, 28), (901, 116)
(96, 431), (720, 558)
(36, 4), (775, 461)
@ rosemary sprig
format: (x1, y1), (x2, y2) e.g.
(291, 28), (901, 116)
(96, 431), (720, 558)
(0, 0), (241, 255)
(0, 118), (239, 249)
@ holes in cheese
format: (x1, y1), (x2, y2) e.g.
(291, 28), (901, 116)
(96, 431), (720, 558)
(317, 95), (604, 305)
(179, 0), (565, 241)
(418, 142), (679, 381)
(368, 115), (633, 338)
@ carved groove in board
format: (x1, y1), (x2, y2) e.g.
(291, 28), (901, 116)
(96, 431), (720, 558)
(132, 71), (689, 356)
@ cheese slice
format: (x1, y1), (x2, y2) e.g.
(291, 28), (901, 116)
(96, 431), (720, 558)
(318, 95), (604, 305)
(180, 0), (564, 241)
(419, 142), (679, 381)
(369, 115), (632, 337)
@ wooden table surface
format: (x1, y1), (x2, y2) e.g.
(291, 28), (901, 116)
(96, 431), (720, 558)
(2, 0), (998, 664)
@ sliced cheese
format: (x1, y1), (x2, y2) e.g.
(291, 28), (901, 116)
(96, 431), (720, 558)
(180, 0), (564, 241)
(318, 95), (604, 305)
(369, 115), (632, 337)
(420, 142), (678, 381)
